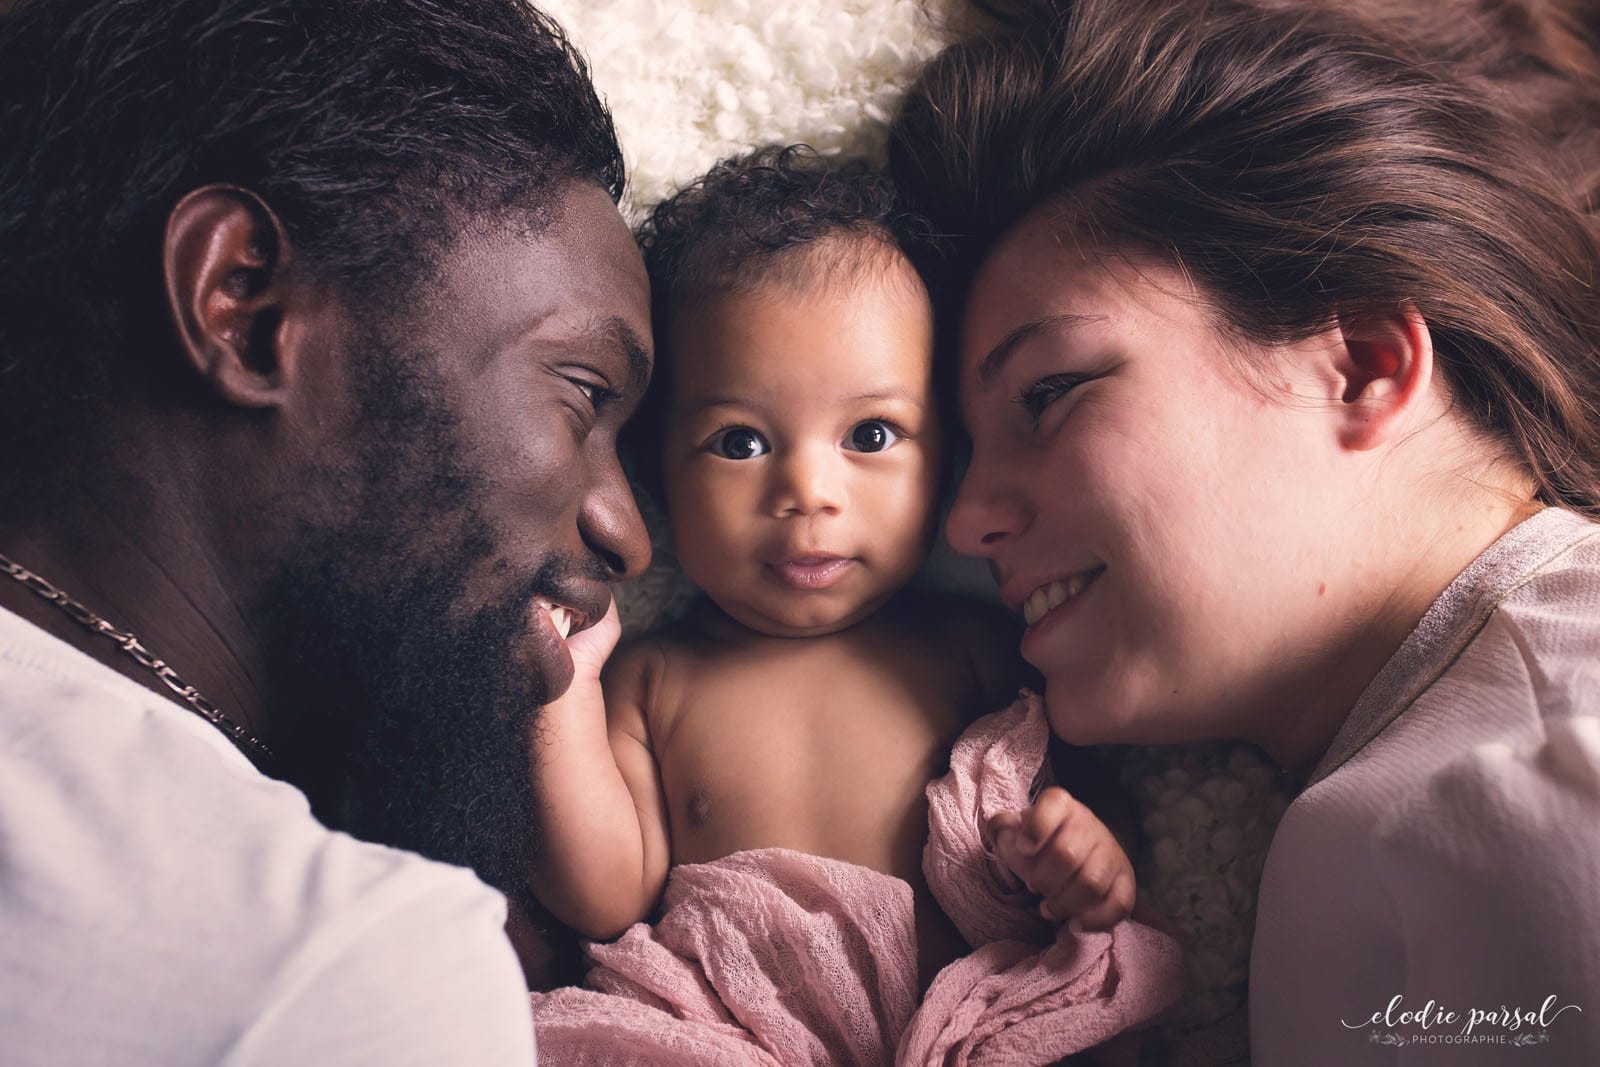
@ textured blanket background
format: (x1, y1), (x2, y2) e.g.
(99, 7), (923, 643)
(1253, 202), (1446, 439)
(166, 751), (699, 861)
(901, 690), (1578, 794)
(542, 0), (1295, 1051)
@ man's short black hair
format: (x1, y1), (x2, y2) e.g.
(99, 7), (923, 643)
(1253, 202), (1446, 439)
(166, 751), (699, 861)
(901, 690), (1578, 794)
(0, 0), (623, 501)
(629, 145), (943, 506)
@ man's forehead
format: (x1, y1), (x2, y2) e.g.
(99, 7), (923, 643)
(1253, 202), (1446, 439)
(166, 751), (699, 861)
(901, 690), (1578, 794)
(419, 187), (647, 322)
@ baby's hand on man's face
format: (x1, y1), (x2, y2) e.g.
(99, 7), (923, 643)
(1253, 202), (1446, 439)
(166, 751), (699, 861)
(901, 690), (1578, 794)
(563, 597), (621, 688)
(989, 786), (1136, 932)
(537, 598), (617, 722)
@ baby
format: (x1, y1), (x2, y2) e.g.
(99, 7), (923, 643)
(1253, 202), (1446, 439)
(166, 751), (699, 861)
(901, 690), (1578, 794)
(529, 147), (1136, 992)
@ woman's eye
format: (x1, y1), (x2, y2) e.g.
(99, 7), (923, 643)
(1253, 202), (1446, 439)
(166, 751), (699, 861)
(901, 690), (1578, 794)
(709, 426), (769, 460)
(844, 420), (900, 453)
(1018, 373), (1086, 426)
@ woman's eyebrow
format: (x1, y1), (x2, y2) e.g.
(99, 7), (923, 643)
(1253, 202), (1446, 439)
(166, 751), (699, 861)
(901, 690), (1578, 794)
(978, 313), (1099, 387)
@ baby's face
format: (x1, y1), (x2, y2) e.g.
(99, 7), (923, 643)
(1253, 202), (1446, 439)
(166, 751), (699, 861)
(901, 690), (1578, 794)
(663, 253), (940, 637)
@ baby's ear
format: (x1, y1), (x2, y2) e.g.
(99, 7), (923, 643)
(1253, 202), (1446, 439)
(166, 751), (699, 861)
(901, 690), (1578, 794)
(1326, 305), (1436, 452)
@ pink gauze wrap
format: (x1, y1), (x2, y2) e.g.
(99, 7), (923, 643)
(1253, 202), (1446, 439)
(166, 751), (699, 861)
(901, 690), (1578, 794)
(529, 691), (1184, 1065)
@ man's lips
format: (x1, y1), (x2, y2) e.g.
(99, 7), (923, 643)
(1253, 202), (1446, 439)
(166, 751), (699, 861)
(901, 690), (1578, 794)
(524, 587), (607, 701)
(531, 597), (591, 640)
(767, 554), (856, 590)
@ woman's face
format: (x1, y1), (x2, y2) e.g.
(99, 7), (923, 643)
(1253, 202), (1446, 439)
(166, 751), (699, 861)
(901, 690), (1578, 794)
(950, 218), (1353, 746)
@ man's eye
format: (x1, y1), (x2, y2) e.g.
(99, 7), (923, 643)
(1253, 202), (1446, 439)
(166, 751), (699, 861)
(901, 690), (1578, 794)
(708, 426), (769, 460)
(843, 420), (901, 453)
(571, 378), (616, 411)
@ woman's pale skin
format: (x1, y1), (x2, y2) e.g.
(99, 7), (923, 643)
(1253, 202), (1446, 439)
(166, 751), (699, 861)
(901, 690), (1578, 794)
(947, 211), (1540, 771)
(530, 244), (1137, 989)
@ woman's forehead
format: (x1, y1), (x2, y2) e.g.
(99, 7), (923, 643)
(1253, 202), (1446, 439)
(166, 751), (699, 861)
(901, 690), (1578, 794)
(962, 237), (1197, 369)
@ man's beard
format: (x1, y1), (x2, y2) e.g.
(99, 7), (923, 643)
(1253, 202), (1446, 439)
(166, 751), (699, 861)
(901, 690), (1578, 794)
(256, 338), (574, 898)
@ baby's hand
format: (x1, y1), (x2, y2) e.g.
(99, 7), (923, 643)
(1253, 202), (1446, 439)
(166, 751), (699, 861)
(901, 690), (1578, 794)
(989, 786), (1136, 931)
(565, 597), (621, 685)
(540, 597), (620, 717)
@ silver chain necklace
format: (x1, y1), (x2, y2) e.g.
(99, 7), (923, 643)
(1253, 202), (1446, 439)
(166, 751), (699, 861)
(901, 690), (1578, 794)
(0, 551), (275, 767)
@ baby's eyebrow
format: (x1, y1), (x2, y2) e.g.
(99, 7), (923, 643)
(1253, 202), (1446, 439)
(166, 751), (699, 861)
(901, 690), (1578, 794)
(847, 388), (923, 406)
(680, 394), (757, 411)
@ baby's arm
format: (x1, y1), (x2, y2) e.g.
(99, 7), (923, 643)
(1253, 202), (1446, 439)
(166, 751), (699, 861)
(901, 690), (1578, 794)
(990, 786), (1137, 931)
(527, 602), (672, 941)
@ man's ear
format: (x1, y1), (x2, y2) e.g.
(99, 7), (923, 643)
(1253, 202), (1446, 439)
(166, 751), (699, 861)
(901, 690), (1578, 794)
(1329, 305), (1435, 452)
(163, 185), (296, 408)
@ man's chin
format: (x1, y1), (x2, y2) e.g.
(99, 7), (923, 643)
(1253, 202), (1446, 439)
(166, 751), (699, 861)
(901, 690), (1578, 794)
(333, 686), (536, 896)
(261, 561), (548, 898)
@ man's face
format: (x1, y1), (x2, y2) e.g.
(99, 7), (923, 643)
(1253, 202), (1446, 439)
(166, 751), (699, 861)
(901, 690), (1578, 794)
(260, 182), (652, 895)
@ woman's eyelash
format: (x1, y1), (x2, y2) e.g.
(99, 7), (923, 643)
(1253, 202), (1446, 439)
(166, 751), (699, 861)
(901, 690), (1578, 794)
(1017, 373), (1087, 422)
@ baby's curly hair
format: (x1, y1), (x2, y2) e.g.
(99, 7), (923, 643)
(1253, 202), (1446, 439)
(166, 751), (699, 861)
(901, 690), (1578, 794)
(628, 145), (945, 506)
(639, 144), (940, 310)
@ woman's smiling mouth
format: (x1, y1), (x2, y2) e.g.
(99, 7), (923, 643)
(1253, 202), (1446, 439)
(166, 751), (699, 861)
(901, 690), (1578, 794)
(1021, 565), (1106, 627)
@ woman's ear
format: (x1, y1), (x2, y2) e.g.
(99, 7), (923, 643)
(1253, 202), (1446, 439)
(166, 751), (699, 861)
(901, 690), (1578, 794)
(163, 185), (296, 409)
(1329, 304), (1435, 452)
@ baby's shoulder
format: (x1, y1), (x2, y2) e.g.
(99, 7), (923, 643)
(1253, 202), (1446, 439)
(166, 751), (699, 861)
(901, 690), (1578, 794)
(603, 616), (718, 693)
(894, 588), (1018, 651)
(599, 628), (680, 700)
(890, 588), (1024, 716)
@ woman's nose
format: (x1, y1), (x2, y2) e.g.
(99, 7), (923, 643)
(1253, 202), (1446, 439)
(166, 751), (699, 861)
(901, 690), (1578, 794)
(944, 452), (1029, 558)
(767, 442), (844, 518)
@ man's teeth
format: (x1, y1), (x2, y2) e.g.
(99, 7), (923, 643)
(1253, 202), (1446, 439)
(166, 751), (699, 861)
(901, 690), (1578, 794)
(1022, 573), (1092, 626)
(536, 599), (573, 639)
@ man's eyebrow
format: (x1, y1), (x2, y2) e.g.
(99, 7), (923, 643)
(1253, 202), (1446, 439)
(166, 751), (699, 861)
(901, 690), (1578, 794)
(603, 318), (651, 394)
(977, 313), (1099, 387)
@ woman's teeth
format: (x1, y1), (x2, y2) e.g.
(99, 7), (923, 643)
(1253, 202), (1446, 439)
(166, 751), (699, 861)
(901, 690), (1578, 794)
(1022, 572), (1093, 626)
(536, 599), (573, 639)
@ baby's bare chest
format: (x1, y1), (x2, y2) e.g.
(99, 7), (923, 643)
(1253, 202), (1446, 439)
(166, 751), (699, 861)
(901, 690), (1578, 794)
(650, 638), (970, 871)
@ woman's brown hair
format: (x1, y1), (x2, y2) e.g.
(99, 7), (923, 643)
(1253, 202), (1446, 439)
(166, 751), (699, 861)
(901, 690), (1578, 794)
(890, 0), (1600, 515)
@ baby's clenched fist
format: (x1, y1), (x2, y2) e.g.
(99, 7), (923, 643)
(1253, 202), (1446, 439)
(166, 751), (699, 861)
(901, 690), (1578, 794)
(989, 785), (1136, 931)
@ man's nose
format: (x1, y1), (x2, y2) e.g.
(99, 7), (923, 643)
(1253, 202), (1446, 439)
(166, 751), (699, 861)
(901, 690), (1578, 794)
(581, 455), (652, 579)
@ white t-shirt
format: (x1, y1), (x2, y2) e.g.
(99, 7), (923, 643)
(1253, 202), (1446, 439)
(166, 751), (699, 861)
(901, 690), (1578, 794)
(0, 605), (537, 1066)
(1251, 508), (1600, 1065)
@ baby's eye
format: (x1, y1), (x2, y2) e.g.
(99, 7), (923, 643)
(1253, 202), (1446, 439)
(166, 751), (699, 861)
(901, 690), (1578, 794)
(843, 420), (900, 453)
(708, 426), (769, 460)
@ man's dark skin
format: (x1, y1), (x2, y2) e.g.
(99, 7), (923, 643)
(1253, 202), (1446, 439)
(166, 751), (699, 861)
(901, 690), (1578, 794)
(0, 180), (653, 980)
